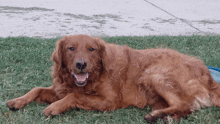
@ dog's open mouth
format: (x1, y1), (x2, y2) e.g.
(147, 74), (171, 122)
(72, 72), (90, 87)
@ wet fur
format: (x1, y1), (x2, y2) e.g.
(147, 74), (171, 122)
(7, 35), (220, 121)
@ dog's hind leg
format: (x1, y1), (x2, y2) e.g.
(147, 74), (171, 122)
(143, 74), (193, 122)
(7, 86), (59, 110)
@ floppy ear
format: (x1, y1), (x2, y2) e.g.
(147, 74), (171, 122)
(94, 37), (106, 60)
(94, 37), (115, 72)
(52, 36), (66, 71)
(95, 37), (128, 76)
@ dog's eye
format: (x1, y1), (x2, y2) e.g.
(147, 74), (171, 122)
(69, 47), (74, 51)
(89, 47), (95, 51)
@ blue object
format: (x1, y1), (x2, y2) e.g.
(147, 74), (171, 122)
(207, 66), (220, 83)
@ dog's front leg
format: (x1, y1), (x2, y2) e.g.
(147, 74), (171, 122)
(43, 91), (115, 116)
(7, 86), (59, 110)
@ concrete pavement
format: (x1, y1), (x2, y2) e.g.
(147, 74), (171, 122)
(0, 0), (219, 38)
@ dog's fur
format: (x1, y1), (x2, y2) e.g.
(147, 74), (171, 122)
(7, 34), (220, 122)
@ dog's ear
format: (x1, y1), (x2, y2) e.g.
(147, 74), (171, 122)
(94, 37), (113, 71)
(96, 37), (114, 72)
(95, 37), (128, 75)
(94, 37), (106, 59)
(52, 36), (66, 71)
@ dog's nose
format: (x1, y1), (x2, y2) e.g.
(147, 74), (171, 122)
(76, 59), (87, 70)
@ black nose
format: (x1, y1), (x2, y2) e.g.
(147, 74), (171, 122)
(76, 59), (87, 70)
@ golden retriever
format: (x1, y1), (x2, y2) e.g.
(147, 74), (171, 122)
(7, 34), (220, 122)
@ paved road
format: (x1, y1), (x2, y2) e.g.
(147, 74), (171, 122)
(0, 0), (220, 38)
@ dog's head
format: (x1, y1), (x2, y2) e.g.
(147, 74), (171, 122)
(53, 35), (105, 87)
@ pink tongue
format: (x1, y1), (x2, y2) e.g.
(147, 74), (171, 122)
(75, 73), (88, 82)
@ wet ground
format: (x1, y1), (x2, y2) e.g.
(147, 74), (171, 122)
(0, 0), (220, 38)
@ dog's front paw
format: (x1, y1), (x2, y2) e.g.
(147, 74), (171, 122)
(43, 103), (65, 116)
(6, 97), (27, 110)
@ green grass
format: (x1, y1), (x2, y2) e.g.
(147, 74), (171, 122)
(0, 36), (220, 124)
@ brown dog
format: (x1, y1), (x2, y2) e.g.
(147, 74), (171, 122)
(7, 34), (220, 122)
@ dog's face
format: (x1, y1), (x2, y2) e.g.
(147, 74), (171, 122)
(53, 35), (105, 87)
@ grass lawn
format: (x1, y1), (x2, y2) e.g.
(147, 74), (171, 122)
(0, 36), (220, 124)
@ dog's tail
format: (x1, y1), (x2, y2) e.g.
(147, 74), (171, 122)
(209, 79), (220, 107)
